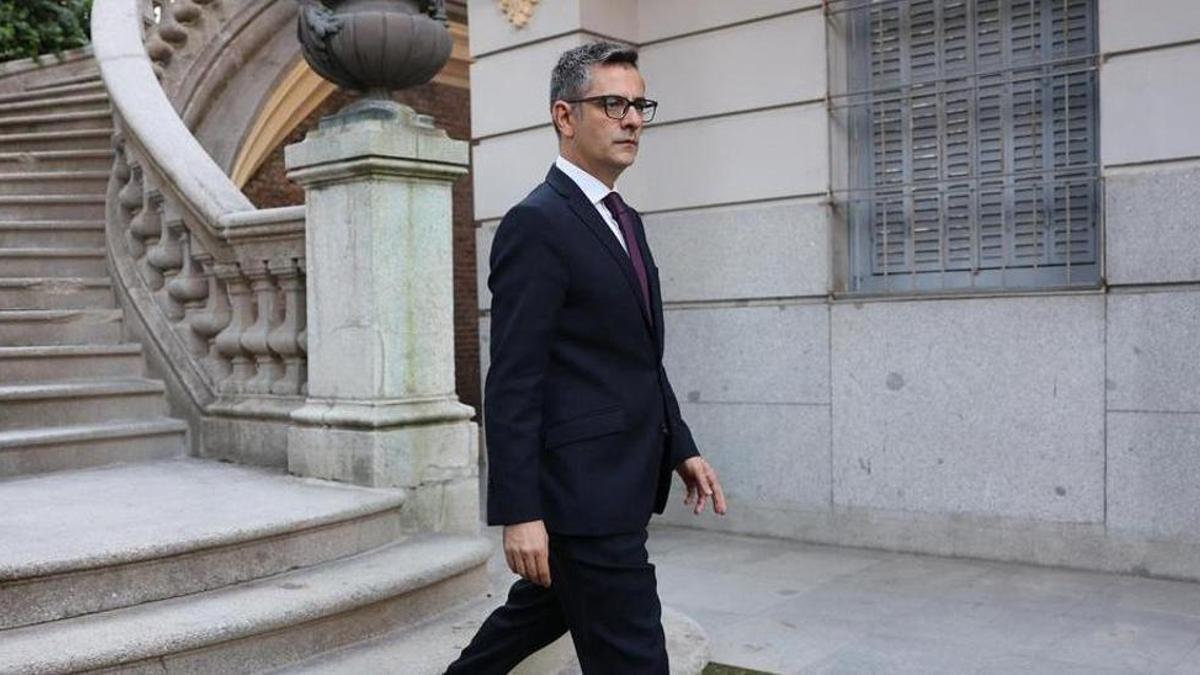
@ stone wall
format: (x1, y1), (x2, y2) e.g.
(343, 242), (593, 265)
(467, 0), (1200, 579)
(1095, 0), (1200, 558)
(243, 82), (481, 420)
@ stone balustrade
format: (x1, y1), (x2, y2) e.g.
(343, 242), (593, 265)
(141, 0), (222, 83)
(95, 0), (310, 467)
(109, 124), (308, 405)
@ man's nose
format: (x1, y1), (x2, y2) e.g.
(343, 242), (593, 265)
(622, 106), (644, 129)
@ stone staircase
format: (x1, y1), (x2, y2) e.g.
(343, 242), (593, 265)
(0, 58), (492, 674)
(0, 63), (189, 478)
(0, 459), (490, 674)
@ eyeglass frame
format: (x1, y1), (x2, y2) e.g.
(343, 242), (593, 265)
(563, 95), (659, 123)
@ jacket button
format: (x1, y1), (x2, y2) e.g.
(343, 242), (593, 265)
(660, 424), (669, 435)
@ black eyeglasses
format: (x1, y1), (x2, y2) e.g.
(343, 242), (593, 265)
(565, 95), (658, 123)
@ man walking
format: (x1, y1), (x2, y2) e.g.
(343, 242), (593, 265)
(446, 42), (726, 674)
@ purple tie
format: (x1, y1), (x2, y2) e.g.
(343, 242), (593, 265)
(601, 191), (652, 325)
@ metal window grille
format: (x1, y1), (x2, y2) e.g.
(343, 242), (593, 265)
(826, 0), (1101, 294)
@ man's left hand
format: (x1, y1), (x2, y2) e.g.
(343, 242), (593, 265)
(676, 456), (727, 516)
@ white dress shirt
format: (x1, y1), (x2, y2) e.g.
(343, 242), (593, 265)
(554, 155), (628, 254)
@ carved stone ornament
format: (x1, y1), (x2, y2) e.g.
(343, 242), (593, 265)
(498, 0), (539, 28)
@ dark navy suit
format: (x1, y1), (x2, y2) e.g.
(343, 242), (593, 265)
(446, 165), (700, 673)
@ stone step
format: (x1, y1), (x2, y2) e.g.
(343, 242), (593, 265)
(0, 276), (114, 310)
(0, 194), (106, 220)
(0, 109), (112, 135)
(0, 247), (107, 277)
(0, 458), (409, 629)
(0, 80), (106, 106)
(0, 308), (123, 345)
(0, 531), (491, 674)
(0, 343), (143, 382)
(277, 602), (709, 675)
(0, 170), (110, 195)
(0, 378), (168, 431)
(0, 149), (114, 172)
(24, 70), (102, 92)
(0, 128), (112, 152)
(0, 92), (110, 118)
(0, 220), (106, 248)
(0, 417), (186, 478)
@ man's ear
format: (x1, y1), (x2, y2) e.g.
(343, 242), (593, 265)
(552, 101), (575, 139)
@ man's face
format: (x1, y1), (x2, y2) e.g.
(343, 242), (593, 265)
(562, 63), (647, 181)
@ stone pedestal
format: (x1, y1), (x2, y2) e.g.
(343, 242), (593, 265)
(284, 103), (477, 535)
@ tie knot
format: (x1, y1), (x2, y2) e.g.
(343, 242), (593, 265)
(602, 191), (628, 216)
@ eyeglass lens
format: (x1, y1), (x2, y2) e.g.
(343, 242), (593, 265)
(604, 97), (656, 122)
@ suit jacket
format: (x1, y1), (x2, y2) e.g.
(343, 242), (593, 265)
(484, 164), (700, 535)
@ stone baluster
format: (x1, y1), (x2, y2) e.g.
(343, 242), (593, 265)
(167, 230), (211, 348)
(111, 130), (130, 186)
(213, 264), (255, 394)
(118, 162), (144, 251)
(110, 142), (134, 246)
(297, 324), (308, 397)
(157, 0), (190, 47)
(240, 263), (282, 394)
(117, 160), (142, 211)
(142, 1), (171, 76)
(267, 258), (306, 396)
(190, 257), (232, 382)
(129, 187), (163, 272)
(145, 26), (173, 67)
(172, 0), (203, 25)
(147, 201), (186, 316)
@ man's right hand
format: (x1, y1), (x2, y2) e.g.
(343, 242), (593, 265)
(503, 520), (551, 587)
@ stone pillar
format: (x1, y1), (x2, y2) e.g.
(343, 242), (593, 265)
(284, 104), (478, 535)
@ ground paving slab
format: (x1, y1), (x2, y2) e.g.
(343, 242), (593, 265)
(645, 525), (1200, 674)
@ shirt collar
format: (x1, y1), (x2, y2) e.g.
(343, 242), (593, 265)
(555, 155), (614, 208)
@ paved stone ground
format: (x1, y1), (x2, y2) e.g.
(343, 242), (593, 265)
(644, 525), (1200, 674)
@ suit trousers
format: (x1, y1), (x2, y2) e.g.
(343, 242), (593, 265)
(444, 529), (668, 674)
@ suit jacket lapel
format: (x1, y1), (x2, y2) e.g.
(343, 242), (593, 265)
(546, 166), (655, 337)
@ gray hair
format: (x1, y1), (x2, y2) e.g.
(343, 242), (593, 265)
(549, 41), (639, 134)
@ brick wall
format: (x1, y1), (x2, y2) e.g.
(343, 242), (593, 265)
(243, 83), (481, 419)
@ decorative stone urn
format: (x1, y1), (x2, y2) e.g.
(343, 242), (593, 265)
(297, 0), (451, 105)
